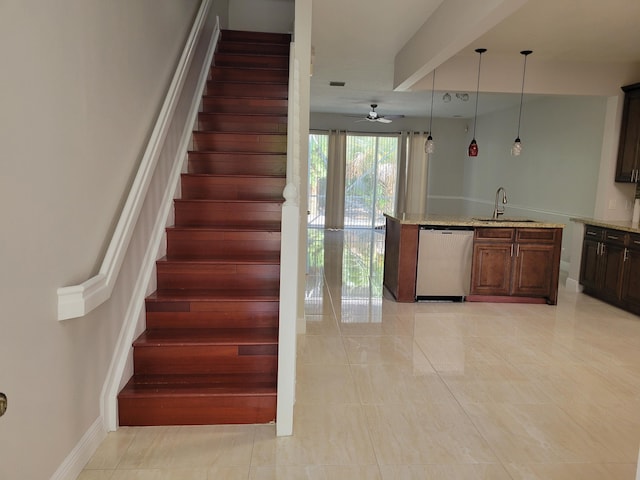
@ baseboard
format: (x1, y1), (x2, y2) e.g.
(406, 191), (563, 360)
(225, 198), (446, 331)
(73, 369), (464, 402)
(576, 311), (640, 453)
(49, 418), (105, 480)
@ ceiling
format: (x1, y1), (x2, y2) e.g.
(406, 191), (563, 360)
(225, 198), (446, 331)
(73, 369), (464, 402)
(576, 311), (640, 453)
(310, 0), (640, 120)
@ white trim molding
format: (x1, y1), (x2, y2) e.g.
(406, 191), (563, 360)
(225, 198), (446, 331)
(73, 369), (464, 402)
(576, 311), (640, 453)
(50, 418), (105, 480)
(276, 43), (300, 438)
(56, 0), (213, 321)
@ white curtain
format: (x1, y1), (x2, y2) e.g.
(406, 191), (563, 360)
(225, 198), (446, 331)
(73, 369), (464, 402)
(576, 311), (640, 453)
(397, 132), (428, 217)
(324, 130), (347, 229)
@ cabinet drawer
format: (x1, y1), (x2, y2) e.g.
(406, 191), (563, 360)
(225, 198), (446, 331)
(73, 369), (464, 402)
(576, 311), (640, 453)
(516, 228), (558, 243)
(603, 229), (626, 246)
(584, 225), (604, 241)
(628, 232), (640, 250)
(474, 228), (515, 242)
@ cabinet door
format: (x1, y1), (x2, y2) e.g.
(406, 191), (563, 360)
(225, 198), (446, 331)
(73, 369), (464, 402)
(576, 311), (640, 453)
(512, 243), (555, 297)
(622, 247), (640, 312)
(579, 238), (601, 291)
(616, 90), (640, 182)
(470, 243), (512, 295)
(599, 242), (625, 300)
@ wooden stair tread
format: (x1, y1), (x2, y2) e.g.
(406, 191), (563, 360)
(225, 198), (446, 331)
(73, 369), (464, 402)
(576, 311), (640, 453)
(175, 197), (283, 203)
(181, 173), (286, 179)
(159, 253), (280, 264)
(147, 288), (280, 301)
(166, 224), (281, 233)
(119, 374), (276, 396)
(134, 328), (278, 346)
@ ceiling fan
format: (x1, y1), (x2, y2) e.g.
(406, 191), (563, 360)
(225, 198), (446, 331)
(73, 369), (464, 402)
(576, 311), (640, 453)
(355, 104), (404, 123)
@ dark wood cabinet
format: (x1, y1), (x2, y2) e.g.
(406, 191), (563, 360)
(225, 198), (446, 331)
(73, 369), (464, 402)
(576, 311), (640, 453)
(621, 233), (640, 311)
(580, 224), (640, 314)
(383, 216), (419, 302)
(615, 83), (640, 182)
(470, 227), (562, 304)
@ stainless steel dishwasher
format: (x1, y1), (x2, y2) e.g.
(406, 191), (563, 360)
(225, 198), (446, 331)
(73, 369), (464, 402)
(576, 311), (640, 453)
(416, 226), (474, 301)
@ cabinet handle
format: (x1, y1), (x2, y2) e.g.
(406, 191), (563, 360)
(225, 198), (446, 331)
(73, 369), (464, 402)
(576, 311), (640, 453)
(634, 240), (640, 245)
(608, 235), (619, 240)
(586, 231), (598, 236)
(510, 244), (514, 257)
(597, 242), (601, 255)
(602, 243), (606, 255)
(624, 248), (629, 262)
(516, 244), (520, 257)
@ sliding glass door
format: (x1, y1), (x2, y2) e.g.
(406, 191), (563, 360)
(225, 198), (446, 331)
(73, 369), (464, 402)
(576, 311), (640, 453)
(308, 132), (399, 229)
(344, 134), (398, 228)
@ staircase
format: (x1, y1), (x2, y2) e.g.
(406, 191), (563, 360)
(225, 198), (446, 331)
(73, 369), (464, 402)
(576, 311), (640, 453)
(117, 29), (290, 426)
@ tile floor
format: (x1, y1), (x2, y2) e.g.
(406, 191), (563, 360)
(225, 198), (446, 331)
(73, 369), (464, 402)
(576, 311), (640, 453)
(80, 229), (640, 479)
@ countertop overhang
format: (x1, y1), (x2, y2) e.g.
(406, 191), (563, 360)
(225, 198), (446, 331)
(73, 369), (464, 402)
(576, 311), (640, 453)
(571, 216), (640, 234)
(385, 214), (565, 229)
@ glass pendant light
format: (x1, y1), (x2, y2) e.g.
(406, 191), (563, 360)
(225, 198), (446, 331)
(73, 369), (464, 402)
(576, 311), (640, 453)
(468, 48), (486, 157)
(425, 69), (436, 154)
(511, 50), (533, 156)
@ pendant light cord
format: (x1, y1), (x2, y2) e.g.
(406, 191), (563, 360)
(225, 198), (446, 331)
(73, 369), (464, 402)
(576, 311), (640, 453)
(515, 50), (532, 139)
(471, 48), (486, 139)
(428, 70), (435, 134)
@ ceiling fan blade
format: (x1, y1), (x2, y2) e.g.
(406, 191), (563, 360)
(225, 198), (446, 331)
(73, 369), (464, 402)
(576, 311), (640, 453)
(377, 117), (392, 123)
(383, 115), (404, 120)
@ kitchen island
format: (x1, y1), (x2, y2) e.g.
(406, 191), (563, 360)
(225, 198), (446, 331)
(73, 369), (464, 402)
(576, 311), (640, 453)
(383, 214), (565, 304)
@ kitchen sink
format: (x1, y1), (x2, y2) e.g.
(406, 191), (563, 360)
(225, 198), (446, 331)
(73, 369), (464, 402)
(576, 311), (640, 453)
(472, 217), (536, 222)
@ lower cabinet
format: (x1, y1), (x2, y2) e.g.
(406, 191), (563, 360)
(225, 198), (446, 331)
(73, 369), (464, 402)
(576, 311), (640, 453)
(470, 227), (562, 304)
(582, 226), (640, 314)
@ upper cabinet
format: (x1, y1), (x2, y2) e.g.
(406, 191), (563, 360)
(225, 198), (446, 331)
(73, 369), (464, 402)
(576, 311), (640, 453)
(616, 83), (640, 183)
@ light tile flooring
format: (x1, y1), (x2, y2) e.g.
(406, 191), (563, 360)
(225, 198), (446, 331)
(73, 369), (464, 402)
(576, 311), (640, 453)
(80, 229), (640, 479)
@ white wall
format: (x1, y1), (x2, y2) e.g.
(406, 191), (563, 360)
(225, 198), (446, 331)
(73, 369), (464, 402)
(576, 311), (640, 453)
(229, 0), (294, 32)
(0, 1), (199, 478)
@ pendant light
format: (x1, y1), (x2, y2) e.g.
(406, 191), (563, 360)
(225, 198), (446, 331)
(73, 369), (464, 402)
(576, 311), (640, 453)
(425, 69), (436, 154)
(511, 50), (533, 156)
(468, 48), (486, 157)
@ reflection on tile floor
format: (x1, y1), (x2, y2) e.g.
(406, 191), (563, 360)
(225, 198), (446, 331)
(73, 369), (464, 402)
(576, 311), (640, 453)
(80, 228), (640, 479)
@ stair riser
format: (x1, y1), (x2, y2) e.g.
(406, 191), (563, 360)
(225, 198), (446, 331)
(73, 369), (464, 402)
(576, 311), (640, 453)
(205, 81), (288, 98)
(202, 97), (287, 115)
(134, 346), (277, 375)
(218, 42), (289, 56)
(174, 201), (282, 227)
(181, 175), (285, 201)
(210, 67), (288, 83)
(118, 395), (276, 426)
(167, 229), (281, 258)
(192, 132), (287, 153)
(156, 263), (280, 290)
(198, 113), (288, 133)
(146, 299), (279, 329)
(222, 30), (291, 44)
(146, 311), (279, 330)
(215, 53), (289, 69)
(188, 153), (286, 176)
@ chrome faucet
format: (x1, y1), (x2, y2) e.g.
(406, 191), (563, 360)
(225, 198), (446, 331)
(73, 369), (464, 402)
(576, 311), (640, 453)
(493, 187), (508, 219)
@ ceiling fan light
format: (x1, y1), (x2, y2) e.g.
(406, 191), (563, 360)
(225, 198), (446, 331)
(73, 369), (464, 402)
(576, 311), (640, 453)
(442, 92), (451, 103)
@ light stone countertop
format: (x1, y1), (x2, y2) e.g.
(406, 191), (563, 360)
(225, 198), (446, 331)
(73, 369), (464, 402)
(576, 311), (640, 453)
(385, 213), (565, 229)
(571, 216), (640, 234)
